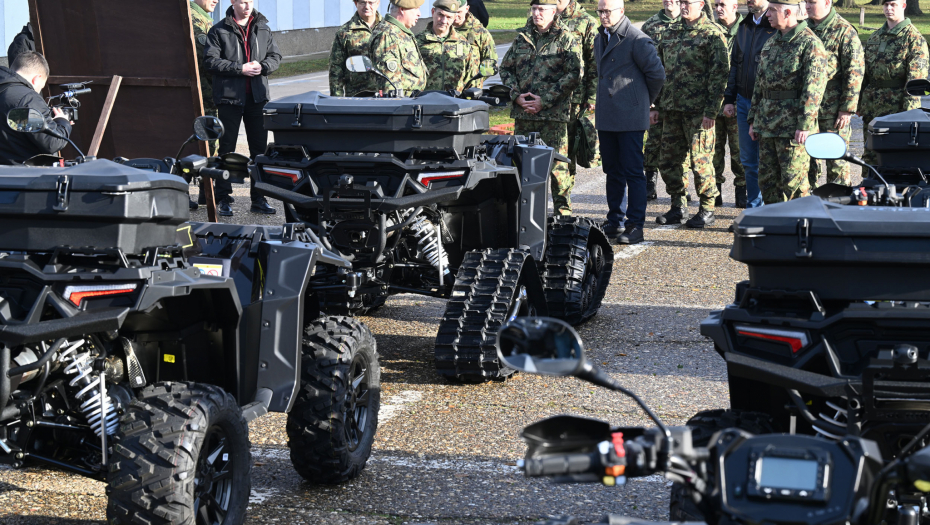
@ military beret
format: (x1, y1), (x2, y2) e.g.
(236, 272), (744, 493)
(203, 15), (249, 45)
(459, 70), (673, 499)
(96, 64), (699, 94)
(768, 0), (802, 5)
(530, 0), (559, 5)
(392, 0), (424, 9)
(433, 0), (460, 12)
(457, 0), (467, 8)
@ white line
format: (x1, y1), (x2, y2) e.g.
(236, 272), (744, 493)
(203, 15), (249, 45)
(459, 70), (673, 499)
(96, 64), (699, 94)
(368, 454), (521, 474)
(379, 389), (423, 423)
(614, 241), (653, 260)
(655, 224), (682, 230)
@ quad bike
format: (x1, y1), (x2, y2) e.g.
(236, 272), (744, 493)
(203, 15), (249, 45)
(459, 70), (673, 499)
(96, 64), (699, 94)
(251, 55), (613, 383)
(494, 316), (930, 525)
(0, 109), (380, 524)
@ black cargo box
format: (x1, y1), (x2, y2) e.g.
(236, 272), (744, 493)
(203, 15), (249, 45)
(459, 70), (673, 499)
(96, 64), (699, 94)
(732, 196), (930, 301)
(0, 160), (189, 254)
(866, 108), (930, 170)
(263, 91), (490, 154)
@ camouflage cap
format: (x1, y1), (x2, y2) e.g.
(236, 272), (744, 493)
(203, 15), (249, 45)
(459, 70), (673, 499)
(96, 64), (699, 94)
(392, 0), (425, 8)
(433, 0), (460, 12)
(530, 0), (559, 5)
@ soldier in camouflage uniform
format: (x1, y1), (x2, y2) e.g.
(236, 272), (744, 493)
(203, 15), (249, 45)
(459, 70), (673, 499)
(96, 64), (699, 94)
(651, 2), (728, 229)
(369, 0), (428, 95)
(805, 0), (864, 188)
(713, 0), (745, 207)
(859, 0), (929, 164)
(455, 0), (498, 86)
(417, 0), (482, 91)
(500, 0), (582, 215)
(747, 0), (827, 204)
(329, 0), (382, 96)
(557, 0), (599, 178)
(190, 0), (218, 209)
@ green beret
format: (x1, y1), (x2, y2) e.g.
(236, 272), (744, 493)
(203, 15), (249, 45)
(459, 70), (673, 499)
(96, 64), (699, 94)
(457, 0), (467, 7)
(433, 0), (460, 12)
(531, 0), (559, 5)
(392, 0), (424, 8)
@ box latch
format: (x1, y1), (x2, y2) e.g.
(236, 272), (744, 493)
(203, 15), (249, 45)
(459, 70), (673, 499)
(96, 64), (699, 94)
(291, 103), (303, 127)
(54, 175), (70, 212)
(909, 122), (919, 146)
(412, 105), (422, 128)
(795, 218), (812, 258)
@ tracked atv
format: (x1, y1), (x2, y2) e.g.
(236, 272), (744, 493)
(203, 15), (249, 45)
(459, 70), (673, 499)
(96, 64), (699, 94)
(251, 58), (613, 383)
(0, 111), (380, 524)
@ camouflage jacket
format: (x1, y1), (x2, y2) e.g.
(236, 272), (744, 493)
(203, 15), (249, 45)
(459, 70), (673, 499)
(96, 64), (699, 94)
(500, 20), (582, 123)
(809, 8), (864, 119)
(416, 25), (480, 92)
(860, 18), (929, 118)
(559, 1), (599, 106)
(655, 14), (729, 119)
(190, 1), (215, 111)
(369, 15), (427, 95)
(455, 13), (498, 83)
(641, 9), (679, 49)
(748, 21), (828, 138)
(329, 12), (382, 96)
(716, 14), (742, 116)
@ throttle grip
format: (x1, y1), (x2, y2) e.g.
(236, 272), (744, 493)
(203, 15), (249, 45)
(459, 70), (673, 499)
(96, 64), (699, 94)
(200, 167), (230, 180)
(478, 96), (501, 105)
(523, 453), (598, 477)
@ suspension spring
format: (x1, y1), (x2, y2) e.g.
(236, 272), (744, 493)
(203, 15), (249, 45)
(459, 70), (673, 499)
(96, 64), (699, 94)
(812, 400), (847, 440)
(60, 339), (120, 437)
(410, 215), (449, 276)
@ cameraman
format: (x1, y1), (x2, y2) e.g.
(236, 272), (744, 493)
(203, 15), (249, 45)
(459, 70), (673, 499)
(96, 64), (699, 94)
(0, 51), (71, 165)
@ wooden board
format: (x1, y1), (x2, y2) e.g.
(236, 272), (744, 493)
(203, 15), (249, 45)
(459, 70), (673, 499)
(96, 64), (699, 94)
(28, 0), (207, 160)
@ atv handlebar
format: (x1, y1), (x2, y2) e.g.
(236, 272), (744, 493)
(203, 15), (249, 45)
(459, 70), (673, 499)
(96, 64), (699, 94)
(199, 167), (229, 181)
(522, 452), (603, 477)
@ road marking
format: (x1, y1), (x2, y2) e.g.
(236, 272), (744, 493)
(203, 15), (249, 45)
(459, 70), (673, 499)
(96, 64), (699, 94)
(614, 241), (653, 260)
(380, 389), (423, 423)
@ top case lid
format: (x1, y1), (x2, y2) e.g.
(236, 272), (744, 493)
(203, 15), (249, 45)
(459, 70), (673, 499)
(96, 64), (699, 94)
(0, 159), (190, 192)
(868, 108), (930, 133)
(264, 91), (489, 118)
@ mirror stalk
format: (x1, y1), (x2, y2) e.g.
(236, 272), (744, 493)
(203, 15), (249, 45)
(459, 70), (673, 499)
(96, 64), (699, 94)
(842, 153), (898, 203)
(576, 362), (671, 439)
(175, 135), (196, 162)
(46, 127), (85, 162)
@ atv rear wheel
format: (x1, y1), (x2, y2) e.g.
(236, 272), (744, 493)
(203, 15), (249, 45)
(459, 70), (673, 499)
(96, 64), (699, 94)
(539, 216), (613, 326)
(669, 409), (775, 521)
(107, 382), (251, 525)
(287, 316), (380, 484)
(435, 248), (546, 383)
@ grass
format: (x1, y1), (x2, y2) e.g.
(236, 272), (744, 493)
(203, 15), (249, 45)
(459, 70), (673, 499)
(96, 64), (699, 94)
(270, 56), (329, 78)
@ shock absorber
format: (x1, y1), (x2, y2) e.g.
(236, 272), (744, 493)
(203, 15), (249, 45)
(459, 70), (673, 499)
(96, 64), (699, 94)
(59, 339), (120, 437)
(410, 215), (449, 279)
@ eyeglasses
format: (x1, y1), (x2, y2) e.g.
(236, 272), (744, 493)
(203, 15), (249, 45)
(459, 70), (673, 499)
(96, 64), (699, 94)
(596, 7), (622, 15)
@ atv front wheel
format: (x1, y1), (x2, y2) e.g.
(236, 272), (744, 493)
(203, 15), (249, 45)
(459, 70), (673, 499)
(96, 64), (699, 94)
(668, 409), (775, 521)
(107, 382), (251, 525)
(539, 216), (613, 326)
(287, 316), (380, 484)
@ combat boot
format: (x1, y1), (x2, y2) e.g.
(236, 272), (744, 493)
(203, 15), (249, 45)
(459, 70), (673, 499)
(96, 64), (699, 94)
(686, 207), (715, 229)
(715, 184), (723, 207)
(645, 171), (658, 201)
(734, 185), (747, 208)
(656, 207), (684, 225)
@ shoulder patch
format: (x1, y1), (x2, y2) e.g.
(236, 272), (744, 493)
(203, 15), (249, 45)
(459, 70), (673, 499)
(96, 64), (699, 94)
(387, 60), (398, 72)
(196, 34), (208, 46)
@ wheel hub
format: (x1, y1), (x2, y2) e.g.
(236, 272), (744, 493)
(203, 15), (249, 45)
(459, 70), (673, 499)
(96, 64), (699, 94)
(193, 425), (233, 525)
(345, 354), (372, 452)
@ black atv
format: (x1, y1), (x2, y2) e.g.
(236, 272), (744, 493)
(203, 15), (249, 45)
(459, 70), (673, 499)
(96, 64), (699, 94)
(679, 82), (930, 521)
(250, 57), (613, 383)
(0, 111), (380, 524)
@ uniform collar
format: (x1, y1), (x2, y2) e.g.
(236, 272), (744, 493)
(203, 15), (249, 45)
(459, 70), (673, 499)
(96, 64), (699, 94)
(809, 7), (837, 30)
(423, 23), (461, 41)
(658, 8), (679, 23)
(190, 1), (211, 20)
(386, 14), (414, 35)
(718, 12), (743, 35)
(561, 1), (578, 18)
(349, 11), (381, 30)
(882, 17), (912, 35)
(679, 12), (709, 30)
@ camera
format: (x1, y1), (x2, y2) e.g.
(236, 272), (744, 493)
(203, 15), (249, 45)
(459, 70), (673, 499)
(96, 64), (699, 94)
(47, 81), (91, 123)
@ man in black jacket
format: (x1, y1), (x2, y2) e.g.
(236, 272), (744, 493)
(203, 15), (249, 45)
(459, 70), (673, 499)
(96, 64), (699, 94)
(721, 0), (775, 211)
(7, 23), (35, 66)
(205, 0), (282, 216)
(0, 52), (71, 165)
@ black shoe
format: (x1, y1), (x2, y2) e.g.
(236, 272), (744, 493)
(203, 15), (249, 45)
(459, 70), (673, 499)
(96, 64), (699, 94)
(228, 195), (235, 203)
(686, 207), (715, 229)
(618, 225), (644, 245)
(189, 198), (199, 211)
(197, 192), (206, 205)
(734, 185), (747, 208)
(656, 206), (684, 225)
(602, 221), (622, 236)
(218, 199), (233, 217)
(645, 171), (658, 201)
(715, 183), (723, 207)
(250, 198), (277, 214)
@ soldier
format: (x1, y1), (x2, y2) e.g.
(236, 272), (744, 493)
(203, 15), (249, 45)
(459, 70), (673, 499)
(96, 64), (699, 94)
(329, 0), (382, 97)
(369, 0), (428, 95)
(747, 0), (827, 204)
(641, 0), (681, 201)
(417, 0), (482, 91)
(556, 0), (598, 181)
(805, 0), (863, 189)
(454, 0), (498, 85)
(713, 0), (745, 208)
(859, 0), (929, 164)
(500, 0), (582, 216)
(190, 0), (219, 210)
(650, 0), (728, 229)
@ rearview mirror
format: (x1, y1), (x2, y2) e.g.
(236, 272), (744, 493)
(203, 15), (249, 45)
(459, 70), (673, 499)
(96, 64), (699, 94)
(805, 132), (847, 160)
(7, 107), (47, 133)
(496, 317), (584, 376)
(906, 78), (930, 97)
(193, 115), (224, 141)
(346, 55), (373, 73)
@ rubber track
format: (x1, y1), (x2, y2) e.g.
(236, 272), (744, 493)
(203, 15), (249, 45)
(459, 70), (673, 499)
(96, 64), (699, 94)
(435, 248), (532, 382)
(539, 216), (613, 325)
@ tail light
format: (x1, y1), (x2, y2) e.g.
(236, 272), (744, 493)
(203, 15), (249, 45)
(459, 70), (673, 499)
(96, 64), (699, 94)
(417, 170), (466, 186)
(735, 324), (810, 354)
(63, 284), (138, 307)
(264, 167), (303, 184)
